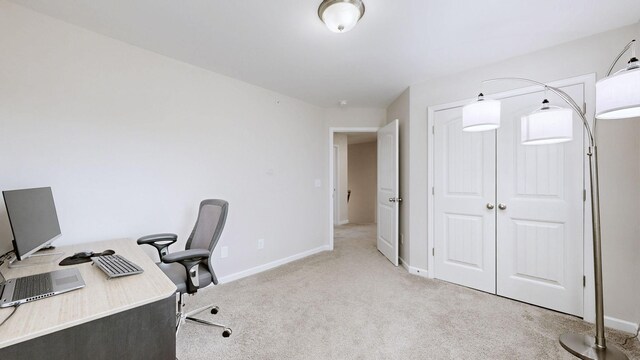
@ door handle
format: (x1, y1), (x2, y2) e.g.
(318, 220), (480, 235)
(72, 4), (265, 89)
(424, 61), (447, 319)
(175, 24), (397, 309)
(498, 203), (507, 210)
(486, 203), (495, 210)
(388, 197), (403, 203)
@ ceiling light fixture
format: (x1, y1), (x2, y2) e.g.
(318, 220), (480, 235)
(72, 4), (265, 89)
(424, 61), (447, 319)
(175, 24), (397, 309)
(318, 0), (365, 33)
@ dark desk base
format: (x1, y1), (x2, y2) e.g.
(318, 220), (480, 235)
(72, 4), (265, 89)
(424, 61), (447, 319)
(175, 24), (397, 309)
(0, 295), (176, 360)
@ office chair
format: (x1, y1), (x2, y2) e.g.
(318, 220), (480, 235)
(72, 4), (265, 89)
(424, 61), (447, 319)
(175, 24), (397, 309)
(137, 199), (232, 337)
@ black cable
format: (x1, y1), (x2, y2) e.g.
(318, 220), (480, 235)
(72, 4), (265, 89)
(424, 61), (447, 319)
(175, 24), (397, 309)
(618, 325), (640, 346)
(0, 250), (14, 281)
(0, 250), (14, 262)
(0, 250), (15, 267)
(0, 305), (19, 327)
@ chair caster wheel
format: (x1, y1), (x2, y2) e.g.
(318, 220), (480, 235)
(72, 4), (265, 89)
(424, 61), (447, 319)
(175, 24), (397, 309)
(222, 328), (232, 338)
(211, 306), (219, 315)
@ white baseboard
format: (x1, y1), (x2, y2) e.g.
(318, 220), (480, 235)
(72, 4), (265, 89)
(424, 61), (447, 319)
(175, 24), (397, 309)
(604, 316), (640, 334)
(218, 245), (332, 284)
(399, 256), (410, 272)
(336, 220), (349, 225)
(399, 257), (429, 278)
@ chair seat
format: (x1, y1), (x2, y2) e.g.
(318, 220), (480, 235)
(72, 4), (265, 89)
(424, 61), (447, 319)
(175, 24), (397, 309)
(158, 262), (213, 295)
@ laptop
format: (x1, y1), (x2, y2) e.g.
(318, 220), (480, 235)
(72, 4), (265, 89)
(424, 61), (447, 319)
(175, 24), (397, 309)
(0, 268), (85, 308)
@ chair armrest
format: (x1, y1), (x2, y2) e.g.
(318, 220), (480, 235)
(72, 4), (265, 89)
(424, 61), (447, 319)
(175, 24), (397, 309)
(136, 233), (177, 260)
(162, 249), (210, 293)
(162, 249), (209, 263)
(137, 233), (177, 244)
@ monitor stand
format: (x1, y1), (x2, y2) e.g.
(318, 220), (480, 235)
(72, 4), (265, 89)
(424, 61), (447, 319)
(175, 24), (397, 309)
(8, 248), (64, 268)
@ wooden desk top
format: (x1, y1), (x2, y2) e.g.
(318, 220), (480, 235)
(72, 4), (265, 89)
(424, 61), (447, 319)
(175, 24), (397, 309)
(0, 239), (176, 348)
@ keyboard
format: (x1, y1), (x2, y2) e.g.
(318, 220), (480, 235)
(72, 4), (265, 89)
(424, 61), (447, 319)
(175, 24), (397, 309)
(13, 273), (53, 301)
(92, 255), (144, 279)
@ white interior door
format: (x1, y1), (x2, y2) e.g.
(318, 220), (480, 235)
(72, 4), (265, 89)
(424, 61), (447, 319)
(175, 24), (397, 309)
(496, 85), (584, 316)
(377, 120), (399, 266)
(433, 107), (497, 293)
(333, 145), (339, 224)
(432, 80), (585, 316)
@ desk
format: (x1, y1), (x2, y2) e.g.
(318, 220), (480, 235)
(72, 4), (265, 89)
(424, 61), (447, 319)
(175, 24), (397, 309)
(0, 239), (177, 360)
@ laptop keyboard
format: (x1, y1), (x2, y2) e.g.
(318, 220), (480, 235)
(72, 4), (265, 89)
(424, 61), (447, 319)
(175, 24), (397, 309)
(13, 273), (53, 301)
(92, 255), (143, 279)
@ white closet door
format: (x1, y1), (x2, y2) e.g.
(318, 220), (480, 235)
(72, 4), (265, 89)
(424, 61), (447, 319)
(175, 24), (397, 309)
(496, 85), (584, 316)
(434, 107), (496, 293)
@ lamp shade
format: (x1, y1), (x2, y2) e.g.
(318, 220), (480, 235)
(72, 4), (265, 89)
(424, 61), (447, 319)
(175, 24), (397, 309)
(318, 0), (365, 33)
(595, 64), (640, 119)
(521, 101), (573, 145)
(462, 94), (501, 132)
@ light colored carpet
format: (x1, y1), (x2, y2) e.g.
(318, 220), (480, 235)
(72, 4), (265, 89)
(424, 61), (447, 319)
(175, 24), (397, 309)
(176, 224), (639, 359)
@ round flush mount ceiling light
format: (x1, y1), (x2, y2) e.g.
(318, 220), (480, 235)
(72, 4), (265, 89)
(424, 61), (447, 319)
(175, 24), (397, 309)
(318, 0), (365, 33)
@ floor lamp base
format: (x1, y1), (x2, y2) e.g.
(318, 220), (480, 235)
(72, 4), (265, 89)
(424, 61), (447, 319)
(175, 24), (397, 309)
(560, 333), (628, 360)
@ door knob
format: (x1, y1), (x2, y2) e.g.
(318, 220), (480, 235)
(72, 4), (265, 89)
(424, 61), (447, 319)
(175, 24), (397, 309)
(498, 203), (507, 210)
(486, 203), (495, 210)
(388, 197), (403, 203)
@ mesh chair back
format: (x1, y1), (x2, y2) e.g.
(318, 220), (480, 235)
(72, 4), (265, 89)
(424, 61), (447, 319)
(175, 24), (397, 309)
(185, 199), (228, 284)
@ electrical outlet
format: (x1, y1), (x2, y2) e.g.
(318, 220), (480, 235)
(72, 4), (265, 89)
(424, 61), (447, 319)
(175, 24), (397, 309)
(258, 239), (264, 250)
(221, 246), (228, 258)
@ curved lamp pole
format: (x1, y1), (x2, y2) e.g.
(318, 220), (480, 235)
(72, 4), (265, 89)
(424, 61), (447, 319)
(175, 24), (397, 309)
(464, 40), (638, 360)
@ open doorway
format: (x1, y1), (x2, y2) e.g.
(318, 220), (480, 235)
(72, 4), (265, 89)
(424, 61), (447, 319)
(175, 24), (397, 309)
(329, 122), (400, 265)
(329, 127), (379, 249)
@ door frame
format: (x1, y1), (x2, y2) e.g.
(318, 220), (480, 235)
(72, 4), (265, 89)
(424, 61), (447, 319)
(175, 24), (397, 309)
(328, 127), (380, 250)
(426, 73), (596, 322)
(333, 145), (340, 224)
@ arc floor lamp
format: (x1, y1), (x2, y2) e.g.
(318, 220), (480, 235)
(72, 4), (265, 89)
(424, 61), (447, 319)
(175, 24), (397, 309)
(462, 40), (640, 360)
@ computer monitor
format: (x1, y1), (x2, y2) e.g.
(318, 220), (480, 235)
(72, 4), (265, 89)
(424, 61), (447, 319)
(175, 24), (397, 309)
(2, 187), (62, 261)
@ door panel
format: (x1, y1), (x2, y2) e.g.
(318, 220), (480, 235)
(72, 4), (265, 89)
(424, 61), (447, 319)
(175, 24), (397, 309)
(377, 120), (399, 266)
(444, 214), (485, 269)
(496, 85), (584, 316)
(434, 107), (496, 293)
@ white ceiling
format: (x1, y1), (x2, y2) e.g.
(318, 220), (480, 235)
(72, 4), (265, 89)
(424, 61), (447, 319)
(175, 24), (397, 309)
(11, 0), (640, 108)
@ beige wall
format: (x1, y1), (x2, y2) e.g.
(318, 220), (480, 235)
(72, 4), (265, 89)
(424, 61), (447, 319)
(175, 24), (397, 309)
(386, 88), (410, 262)
(325, 107), (387, 128)
(347, 141), (377, 224)
(394, 23), (640, 327)
(333, 134), (349, 224)
(0, 2), (329, 281)
(597, 118), (640, 327)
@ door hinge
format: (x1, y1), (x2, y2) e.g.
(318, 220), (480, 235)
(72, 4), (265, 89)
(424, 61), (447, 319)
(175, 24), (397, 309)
(583, 275), (586, 287)
(583, 189), (586, 202)
(432, 126), (434, 135)
(432, 187), (434, 195)
(432, 248), (435, 256)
